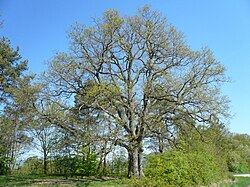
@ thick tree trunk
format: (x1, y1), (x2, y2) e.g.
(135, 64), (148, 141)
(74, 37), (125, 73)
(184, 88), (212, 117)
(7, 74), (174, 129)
(132, 147), (140, 178)
(127, 141), (144, 178)
(127, 152), (133, 178)
(138, 146), (144, 177)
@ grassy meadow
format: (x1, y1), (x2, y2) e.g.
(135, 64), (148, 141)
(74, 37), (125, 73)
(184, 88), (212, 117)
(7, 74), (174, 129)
(0, 175), (250, 187)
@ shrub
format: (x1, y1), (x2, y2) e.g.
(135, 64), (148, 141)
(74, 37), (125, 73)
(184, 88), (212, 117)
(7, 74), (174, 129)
(0, 156), (11, 175)
(144, 150), (222, 187)
(74, 153), (98, 176)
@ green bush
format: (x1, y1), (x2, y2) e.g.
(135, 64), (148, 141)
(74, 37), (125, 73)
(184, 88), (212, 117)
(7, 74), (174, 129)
(0, 156), (11, 175)
(74, 153), (98, 176)
(20, 156), (43, 175)
(144, 151), (222, 187)
(227, 151), (250, 173)
(49, 153), (98, 177)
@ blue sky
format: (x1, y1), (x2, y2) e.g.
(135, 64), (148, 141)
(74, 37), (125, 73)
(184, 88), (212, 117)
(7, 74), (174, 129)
(1, 0), (250, 135)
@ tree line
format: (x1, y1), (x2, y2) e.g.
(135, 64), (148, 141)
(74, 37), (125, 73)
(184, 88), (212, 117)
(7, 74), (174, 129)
(0, 6), (249, 186)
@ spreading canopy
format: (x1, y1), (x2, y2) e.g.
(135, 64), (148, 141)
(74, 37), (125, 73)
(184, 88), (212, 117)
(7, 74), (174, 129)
(43, 6), (229, 177)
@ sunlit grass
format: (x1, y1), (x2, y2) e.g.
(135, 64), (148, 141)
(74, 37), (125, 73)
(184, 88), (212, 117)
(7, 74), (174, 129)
(1, 174), (250, 187)
(219, 177), (250, 187)
(0, 175), (128, 187)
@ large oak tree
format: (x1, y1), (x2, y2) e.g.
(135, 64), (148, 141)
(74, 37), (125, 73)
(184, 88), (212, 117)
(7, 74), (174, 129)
(43, 6), (229, 178)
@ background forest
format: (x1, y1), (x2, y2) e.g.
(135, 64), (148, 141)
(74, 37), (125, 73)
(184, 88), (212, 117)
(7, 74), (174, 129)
(0, 6), (250, 187)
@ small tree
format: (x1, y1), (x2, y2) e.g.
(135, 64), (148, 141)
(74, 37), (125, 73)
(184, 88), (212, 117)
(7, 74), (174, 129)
(31, 120), (56, 175)
(0, 37), (32, 174)
(22, 156), (43, 174)
(0, 37), (28, 103)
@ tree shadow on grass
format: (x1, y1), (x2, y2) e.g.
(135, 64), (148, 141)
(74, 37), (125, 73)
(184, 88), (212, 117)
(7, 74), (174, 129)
(0, 175), (118, 187)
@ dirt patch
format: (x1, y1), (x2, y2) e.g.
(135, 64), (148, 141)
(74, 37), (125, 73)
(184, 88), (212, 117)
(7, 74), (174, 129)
(208, 179), (236, 187)
(28, 179), (76, 186)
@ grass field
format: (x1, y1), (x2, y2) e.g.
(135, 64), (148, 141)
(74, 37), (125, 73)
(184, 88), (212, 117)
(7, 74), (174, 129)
(0, 175), (250, 187)
(219, 177), (250, 187)
(0, 175), (129, 187)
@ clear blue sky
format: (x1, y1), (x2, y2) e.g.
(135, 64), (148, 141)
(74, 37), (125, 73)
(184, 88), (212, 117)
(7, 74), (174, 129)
(1, 0), (250, 135)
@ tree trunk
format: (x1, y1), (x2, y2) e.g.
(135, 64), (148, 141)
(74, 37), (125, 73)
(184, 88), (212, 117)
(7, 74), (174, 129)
(43, 143), (48, 175)
(127, 141), (144, 178)
(103, 152), (107, 174)
(127, 152), (133, 178)
(138, 146), (144, 177)
(158, 137), (164, 153)
(96, 153), (103, 174)
(43, 151), (47, 175)
(132, 146), (140, 178)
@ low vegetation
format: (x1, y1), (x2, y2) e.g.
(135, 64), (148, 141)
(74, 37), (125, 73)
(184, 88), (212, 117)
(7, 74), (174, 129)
(0, 175), (250, 187)
(219, 177), (250, 187)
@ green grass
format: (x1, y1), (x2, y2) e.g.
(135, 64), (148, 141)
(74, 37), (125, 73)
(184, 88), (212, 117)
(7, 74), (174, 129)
(1, 175), (250, 187)
(75, 179), (129, 187)
(219, 177), (250, 187)
(0, 175), (63, 187)
(0, 175), (129, 187)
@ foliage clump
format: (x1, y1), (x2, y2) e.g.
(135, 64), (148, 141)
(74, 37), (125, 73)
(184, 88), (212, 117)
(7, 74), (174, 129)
(142, 151), (222, 187)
